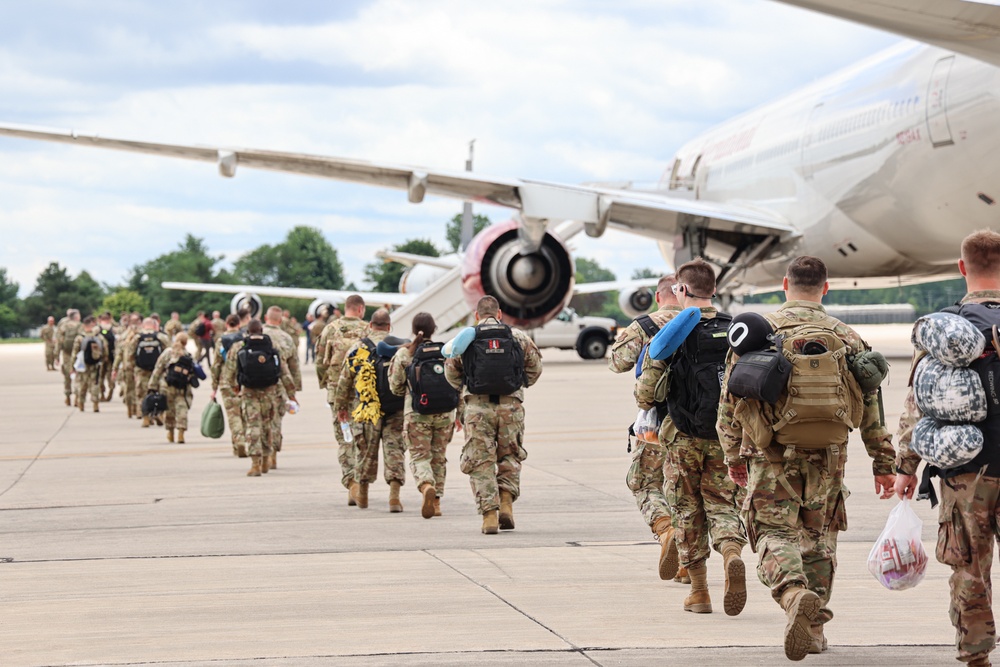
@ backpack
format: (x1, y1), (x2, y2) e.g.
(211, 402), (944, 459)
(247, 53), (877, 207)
(237, 334), (281, 389)
(462, 322), (526, 396)
(100, 327), (116, 362)
(165, 354), (197, 389)
(408, 342), (460, 415)
(666, 313), (732, 439)
(219, 331), (243, 362)
(361, 338), (404, 415)
(82, 335), (103, 366)
(193, 321), (207, 338)
(135, 333), (164, 371)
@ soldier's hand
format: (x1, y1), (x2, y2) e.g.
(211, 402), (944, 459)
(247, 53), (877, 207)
(210, 390), (217, 401)
(728, 463), (748, 488)
(894, 473), (918, 500)
(454, 417), (463, 432)
(337, 409), (348, 423)
(874, 474), (896, 499)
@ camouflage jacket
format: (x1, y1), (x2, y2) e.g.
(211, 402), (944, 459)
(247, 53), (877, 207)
(40, 324), (55, 344)
(444, 318), (543, 402)
(149, 348), (194, 393)
(57, 319), (83, 353)
(210, 331), (240, 391)
(122, 329), (170, 373)
(333, 329), (389, 413)
(211, 317), (226, 339)
(311, 316), (328, 343)
(608, 304), (681, 374)
(113, 327), (137, 373)
(164, 320), (184, 340)
(635, 307), (717, 412)
(264, 323), (302, 391)
(321, 316), (369, 391)
(219, 339), (295, 397)
(895, 289), (1000, 475)
(71, 330), (109, 365)
(717, 300), (894, 475)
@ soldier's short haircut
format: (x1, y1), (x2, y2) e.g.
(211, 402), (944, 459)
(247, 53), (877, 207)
(237, 307), (250, 320)
(266, 305), (283, 323)
(150, 312), (160, 321)
(345, 294), (365, 311)
(476, 295), (500, 318)
(370, 308), (391, 328)
(82, 316), (96, 325)
(786, 256), (828, 290)
(69, 309), (80, 318)
(656, 274), (677, 299)
(225, 313), (240, 327)
(247, 319), (263, 334)
(962, 230), (1000, 277)
(676, 259), (717, 298)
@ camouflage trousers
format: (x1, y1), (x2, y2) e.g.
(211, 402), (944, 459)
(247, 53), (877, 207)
(936, 471), (1000, 663)
(269, 387), (288, 452)
(743, 445), (847, 626)
(100, 363), (113, 399)
(60, 350), (74, 397)
(121, 369), (135, 411)
(662, 425), (746, 568)
(220, 387), (246, 450)
(316, 361), (328, 390)
(76, 366), (102, 407)
(406, 411), (455, 496)
(330, 405), (356, 489)
(626, 436), (673, 532)
(353, 410), (407, 485)
(45, 343), (56, 368)
(163, 385), (190, 430)
(135, 369), (154, 403)
(242, 387), (277, 457)
(460, 395), (526, 515)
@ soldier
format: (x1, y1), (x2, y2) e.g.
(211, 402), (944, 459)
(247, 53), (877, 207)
(148, 332), (200, 443)
(211, 314), (247, 457)
(313, 309), (332, 386)
(56, 309), (82, 406)
(71, 316), (108, 412)
(322, 295), (369, 503)
(389, 312), (459, 519)
(444, 296), (543, 534)
(264, 305), (302, 469)
(718, 256), (895, 660)
(221, 319), (296, 477)
(190, 311), (213, 364)
(41, 316), (56, 370)
(97, 312), (117, 401)
(608, 274), (688, 583)
(210, 310), (226, 342)
(636, 259), (746, 617)
(131, 318), (170, 428)
(112, 313), (142, 418)
(281, 309), (297, 338)
(895, 231), (1000, 667)
(164, 312), (183, 340)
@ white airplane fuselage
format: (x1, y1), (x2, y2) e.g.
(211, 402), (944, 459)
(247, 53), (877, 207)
(654, 41), (1000, 293)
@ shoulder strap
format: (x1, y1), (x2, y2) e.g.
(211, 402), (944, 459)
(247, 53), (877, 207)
(635, 314), (659, 338)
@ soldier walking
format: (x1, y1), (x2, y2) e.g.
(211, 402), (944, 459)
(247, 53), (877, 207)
(264, 306), (302, 469)
(56, 309), (82, 405)
(41, 316), (56, 370)
(130, 318), (170, 427)
(148, 332), (200, 443)
(211, 314), (247, 457)
(71, 316), (108, 412)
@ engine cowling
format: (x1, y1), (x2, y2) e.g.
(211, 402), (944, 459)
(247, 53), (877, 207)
(229, 292), (263, 319)
(618, 286), (654, 319)
(399, 263), (449, 294)
(461, 219), (574, 329)
(307, 298), (337, 319)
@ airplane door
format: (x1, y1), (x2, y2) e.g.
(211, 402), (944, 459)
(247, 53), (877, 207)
(926, 55), (955, 148)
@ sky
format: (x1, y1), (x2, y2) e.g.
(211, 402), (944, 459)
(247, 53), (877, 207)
(0, 0), (901, 297)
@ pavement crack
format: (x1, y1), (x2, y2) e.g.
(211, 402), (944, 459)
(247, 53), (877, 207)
(0, 409), (73, 499)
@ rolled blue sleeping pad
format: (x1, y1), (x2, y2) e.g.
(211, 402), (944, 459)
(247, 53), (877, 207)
(376, 335), (410, 358)
(443, 326), (476, 358)
(194, 363), (207, 381)
(635, 344), (647, 379)
(648, 307), (701, 361)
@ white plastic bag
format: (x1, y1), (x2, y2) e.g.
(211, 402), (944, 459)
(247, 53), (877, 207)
(633, 407), (661, 443)
(867, 499), (929, 591)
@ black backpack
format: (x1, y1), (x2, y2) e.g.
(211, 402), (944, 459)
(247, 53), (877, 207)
(82, 335), (103, 366)
(408, 342), (460, 415)
(220, 331), (243, 362)
(100, 327), (116, 362)
(135, 333), (163, 371)
(666, 313), (733, 439)
(361, 338), (404, 415)
(462, 322), (526, 397)
(165, 354), (197, 389)
(237, 334), (281, 389)
(193, 321), (207, 337)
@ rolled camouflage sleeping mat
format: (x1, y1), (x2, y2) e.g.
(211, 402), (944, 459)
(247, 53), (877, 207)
(910, 416), (984, 470)
(912, 356), (988, 422)
(911, 312), (985, 367)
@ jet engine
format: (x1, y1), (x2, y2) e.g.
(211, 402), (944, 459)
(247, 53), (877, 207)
(307, 298), (337, 319)
(461, 219), (574, 329)
(618, 286), (654, 319)
(229, 292), (262, 319)
(399, 263), (449, 294)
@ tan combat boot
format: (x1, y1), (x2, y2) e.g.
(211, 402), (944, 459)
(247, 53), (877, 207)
(419, 483), (436, 519)
(65, 395), (71, 406)
(177, 429), (185, 444)
(499, 490), (515, 530)
(652, 517), (679, 581)
(683, 563), (712, 613)
(356, 482), (369, 509)
(269, 452), (277, 469)
(674, 565), (691, 584)
(779, 586), (822, 661)
(142, 415), (150, 428)
(155, 415), (164, 426)
(967, 653), (992, 667)
(237, 445), (247, 458)
(92, 403), (99, 413)
(349, 481), (360, 507)
(433, 497), (442, 517)
(247, 456), (262, 477)
(79, 400), (84, 412)
(389, 481), (403, 513)
(721, 541), (746, 617)
(166, 428), (174, 443)
(482, 509), (499, 535)
(261, 453), (270, 474)
(808, 624), (828, 654)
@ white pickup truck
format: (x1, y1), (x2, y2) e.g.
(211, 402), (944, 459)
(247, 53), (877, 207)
(526, 307), (618, 360)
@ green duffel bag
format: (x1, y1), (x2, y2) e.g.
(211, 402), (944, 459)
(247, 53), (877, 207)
(200, 399), (225, 439)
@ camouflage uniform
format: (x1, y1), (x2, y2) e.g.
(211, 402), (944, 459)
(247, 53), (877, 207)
(211, 316), (226, 341)
(897, 290), (1000, 665)
(98, 325), (116, 400)
(221, 339), (296, 458)
(128, 329), (171, 421)
(389, 345), (456, 496)
(718, 300), (894, 628)
(314, 316), (335, 389)
(164, 319), (183, 341)
(211, 333), (246, 454)
(41, 323), (56, 370)
(56, 318), (83, 400)
(309, 315), (327, 365)
(148, 348), (196, 431)
(113, 326), (138, 414)
(637, 307), (746, 568)
(264, 323), (302, 453)
(609, 304), (682, 531)
(71, 331), (108, 409)
(444, 319), (543, 514)
(322, 316), (369, 488)
(334, 330), (407, 486)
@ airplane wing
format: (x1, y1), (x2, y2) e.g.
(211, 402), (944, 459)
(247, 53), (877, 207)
(374, 251), (458, 269)
(573, 278), (659, 295)
(0, 123), (796, 247)
(161, 281), (415, 306)
(774, 0), (1000, 68)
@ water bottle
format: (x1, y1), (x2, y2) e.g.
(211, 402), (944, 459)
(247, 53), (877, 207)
(340, 421), (353, 443)
(287, 400), (299, 415)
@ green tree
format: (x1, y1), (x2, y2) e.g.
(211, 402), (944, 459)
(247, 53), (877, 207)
(102, 289), (149, 316)
(127, 235), (232, 319)
(0, 267), (21, 336)
(364, 238), (440, 293)
(631, 267), (661, 280)
(570, 257), (618, 316)
(446, 213), (491, 252)
(22, 263), (104, 323)
(233, 226), (344, 290)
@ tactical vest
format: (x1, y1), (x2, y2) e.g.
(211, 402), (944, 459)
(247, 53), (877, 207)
(237, 334), (281, 389)
(462, 322), (526, 397)
(135, 333), (163, 371)
(666, 313), (732, 439)
(408, 342), (460, 415)
(361, 337), (404, 415)
(165, 354), (196, 389)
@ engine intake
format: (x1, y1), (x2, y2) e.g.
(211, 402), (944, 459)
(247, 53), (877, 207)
(618, 287), (654, 319)
(230, 292), (262, 319)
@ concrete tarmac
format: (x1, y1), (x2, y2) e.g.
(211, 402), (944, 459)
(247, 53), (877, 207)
(0, 328), (964, 666)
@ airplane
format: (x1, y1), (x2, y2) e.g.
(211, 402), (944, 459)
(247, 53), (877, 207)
(2, 0), (999, 332)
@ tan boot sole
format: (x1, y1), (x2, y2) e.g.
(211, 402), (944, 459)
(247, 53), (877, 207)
(724, 555), (747, 617)
(785, 590), (822, 661)
(421, 486), (436, 519)
(389, 499), (403, 513)
(659, 533), (680, 581)
(482, 523), (499, 535)
(499, 510), (514, 530)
